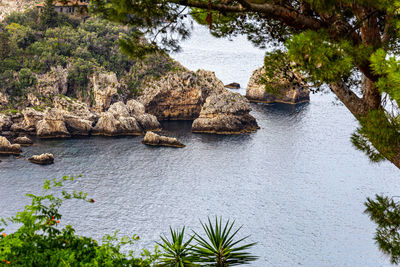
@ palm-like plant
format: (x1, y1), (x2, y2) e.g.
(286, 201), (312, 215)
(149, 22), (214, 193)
(157, 227), (195, 267)
(191, 217), (258, 266)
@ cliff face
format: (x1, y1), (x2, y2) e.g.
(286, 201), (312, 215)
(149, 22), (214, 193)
(0, 0), (37, 21)
(137, 69), (225, 120)
(246, 67), (310, 104)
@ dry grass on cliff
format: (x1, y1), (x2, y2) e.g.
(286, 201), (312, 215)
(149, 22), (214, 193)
(0, 0), (39, 21)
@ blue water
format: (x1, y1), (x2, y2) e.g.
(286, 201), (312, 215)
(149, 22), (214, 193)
(0, 23), (398, 266)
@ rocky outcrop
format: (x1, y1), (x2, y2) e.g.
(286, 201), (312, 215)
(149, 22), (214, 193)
(92, 101), (160, 136)
(91, 72), (120, 112)
(36, 109), (70, 138)
(137, 69), (225, 120)
(53, 96), (96, 135)
(14, 136), (33, 146)
(142, 131), (185, 148)
(28, 153), (54, 165)
(22, 108), (44, 131)
(246, 67), (310, 104)
(0, 136), (21, 155)
(0, 114), (12, 131)
(36, 66), (69, 96)
(192, 91), (259, 134)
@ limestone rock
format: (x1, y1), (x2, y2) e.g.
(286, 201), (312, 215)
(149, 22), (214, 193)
(142, 131), (185, 148)
(91, 72), (120, 112)
(22, 108), (44, 130)
(225, 82), (240, 89)
(137, 69), (225, 120)
(246, 67), (310, 104)
(36, 66), (68, 96)
(14, 136), (33, 146)
(92, 101), (160, 136)
(36, 109), (70, 138)
(0, 136), (21, 155)
(0, 114), (12, 131)
(53, 96), (97, 122)
(63, 114), (93, 136)
(29, 153), (54, 165)
(192, 91), (259, 134)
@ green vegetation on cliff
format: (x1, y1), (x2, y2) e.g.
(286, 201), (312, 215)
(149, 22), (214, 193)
(0, 8), (177, 110)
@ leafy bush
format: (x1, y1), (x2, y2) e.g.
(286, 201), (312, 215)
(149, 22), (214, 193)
(0, 175), (160, 266)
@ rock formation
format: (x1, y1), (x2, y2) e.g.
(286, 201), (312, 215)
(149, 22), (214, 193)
(36, 109), (70, 138)
(137, 69), (225, 120)
(0, 136), (21, 155)
(142, 131), (185, 148)
(92, 101), (160, 136)
(192, 91), (259, 134)
(14, 136), (33, 146)
(91, 72), (120, 112)
(28, 153), (54, 165)
(225, 83), (241, 89)
(246, 67), (310, 104)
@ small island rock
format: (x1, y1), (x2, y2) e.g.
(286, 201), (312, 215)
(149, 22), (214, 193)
(28, 153), (54, 165)
(225, 82), (241, 89)
(0, 136), (22, 155)
(142, 131), (185, 148)
(246, 67), (310, 104)
(192, 91), (259, 134)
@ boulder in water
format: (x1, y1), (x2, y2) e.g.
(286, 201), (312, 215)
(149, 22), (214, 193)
(246, 67), (310, 104)
(142, 131), (185, 148)
(192, 91), (259, 134)
(0, 136), (21, 155)
(28, 153), (54, 165)
(224, 82), (240, 89)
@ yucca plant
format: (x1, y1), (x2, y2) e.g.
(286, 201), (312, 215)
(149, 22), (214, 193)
(157, 227), (195, 267)
(191, 217), (258, 266)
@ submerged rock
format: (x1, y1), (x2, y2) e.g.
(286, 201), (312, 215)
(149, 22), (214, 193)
(246, 67), (310, 104)
(0, 136), (21, 155)
(192, 91), (259, 134)
(14, 136), (33, 146)
(142, 131), (185, 148)
(29, 153), (54, 165)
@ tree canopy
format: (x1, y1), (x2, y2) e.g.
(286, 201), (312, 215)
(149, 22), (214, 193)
(91, 0), (400, 169)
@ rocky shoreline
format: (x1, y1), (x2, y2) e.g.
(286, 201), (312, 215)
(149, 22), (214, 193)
(0, 65), (259, 140)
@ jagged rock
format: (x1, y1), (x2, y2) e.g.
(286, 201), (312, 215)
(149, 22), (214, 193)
(36, 66), (68, 96)
(28, 153), (54, 165)
(192, 91), (259, 134)
(22, 108), (44, 130)
(0, 114), (12, 131)
(91, 72), (120, 112)
(0, 92), (9, 106)
(137, 69), (225, 120)
(246, 67), (310, 104)
(14, 136), (33, 146)
(63, 114), (93, 136)
(127, 99), (161, 131)
(36, 109), (70, 138)
(92, 101), (160, 136)
(0, 136), (21, 155)
(142, 131), (185, 148)
(225, 82), (241, 89)
(27, 93), (41, 106)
